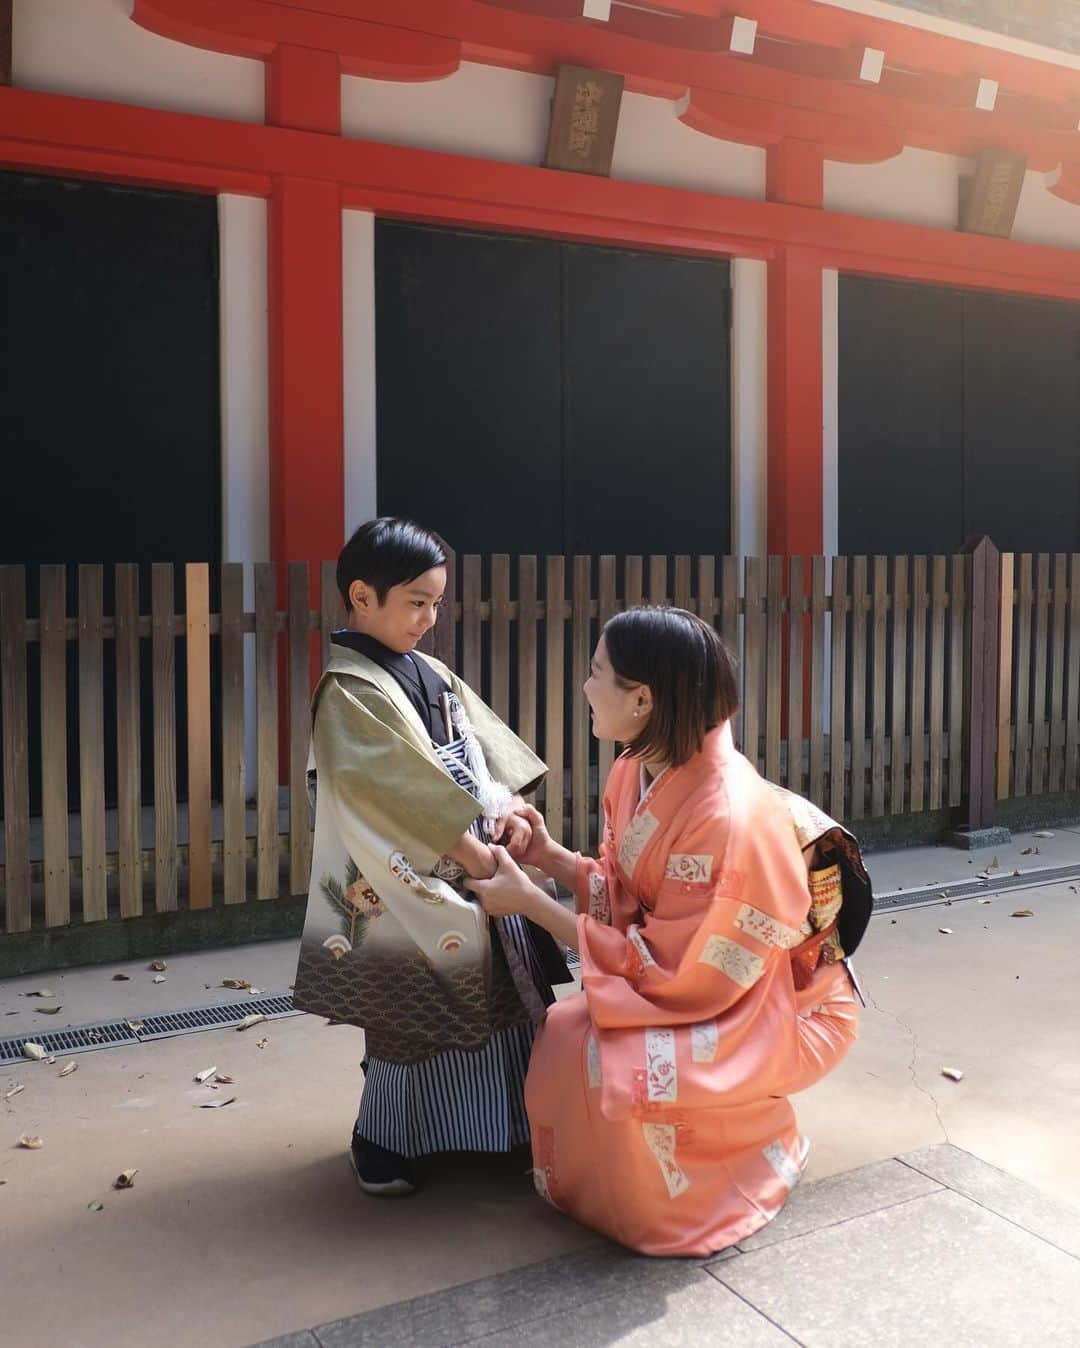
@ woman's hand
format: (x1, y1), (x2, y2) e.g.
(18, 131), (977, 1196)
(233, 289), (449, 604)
(466, 845), (542, 918)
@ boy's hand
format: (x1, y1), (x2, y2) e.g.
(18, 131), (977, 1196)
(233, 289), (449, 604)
(513, 803), (555, 868)
(495, 809), (532, 859)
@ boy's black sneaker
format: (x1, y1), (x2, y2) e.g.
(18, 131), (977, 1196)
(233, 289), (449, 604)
(349, 1133), (417, 1197)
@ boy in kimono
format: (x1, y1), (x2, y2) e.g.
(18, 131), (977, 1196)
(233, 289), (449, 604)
(293, 518), (568, 1196)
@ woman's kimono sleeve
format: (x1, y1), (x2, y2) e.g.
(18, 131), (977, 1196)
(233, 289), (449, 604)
(577, 807), (811, 1032)
(314, 675), (480, 883)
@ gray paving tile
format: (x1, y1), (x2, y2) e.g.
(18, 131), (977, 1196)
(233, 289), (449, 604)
(472, 1267), (794, 1347)
(250, 1334), (321, 1348)
(728, 1158), (942, 1253)
(313, 1244), (690, 1348)
(900, 1143), (1080, 1259)
(711, 1188), (1080, 1348)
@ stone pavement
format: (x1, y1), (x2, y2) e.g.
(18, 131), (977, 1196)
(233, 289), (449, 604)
(252, 1142), (1080, 1348)
(2, 827), (1079, 1346)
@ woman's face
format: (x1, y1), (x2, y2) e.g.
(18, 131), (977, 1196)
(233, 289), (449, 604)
(584, 636), (650, 743)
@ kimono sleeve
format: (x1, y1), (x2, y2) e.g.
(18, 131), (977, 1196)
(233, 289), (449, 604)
(577, 806), (812, 1032)
(313, 675), (481, 877)
(442, 666), (547, 796)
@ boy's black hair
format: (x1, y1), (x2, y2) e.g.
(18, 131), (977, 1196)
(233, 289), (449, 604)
(337, 517), (448, 608)
(603, 606), (739, 768)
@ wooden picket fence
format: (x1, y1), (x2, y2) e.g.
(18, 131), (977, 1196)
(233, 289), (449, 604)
(2, 544), (1079, 938)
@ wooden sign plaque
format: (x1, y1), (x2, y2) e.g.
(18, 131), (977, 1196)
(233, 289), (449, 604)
(959, 148), (1028, 239)
(544, 64), (624, 177)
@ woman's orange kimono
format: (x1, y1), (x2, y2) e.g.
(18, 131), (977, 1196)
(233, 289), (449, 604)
(526, 722), (860, 1257)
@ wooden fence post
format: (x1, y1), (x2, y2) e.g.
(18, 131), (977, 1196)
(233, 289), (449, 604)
(949, 535), (1010, 845)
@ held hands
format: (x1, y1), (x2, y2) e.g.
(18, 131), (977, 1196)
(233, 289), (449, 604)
(465, 845), (539, 918)
(507, 802), (554, 869)
(493, 803), (532, 859)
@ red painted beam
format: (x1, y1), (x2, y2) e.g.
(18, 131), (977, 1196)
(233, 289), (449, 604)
(134, 0), (461, 80)
(266, 43), (341, 133)
(7, 86), (1080, 305)
(136, 0), (1080, 170)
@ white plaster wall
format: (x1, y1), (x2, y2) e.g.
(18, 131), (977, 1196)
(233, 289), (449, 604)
(12, 0), (264, 122)
(342, 211), (379, 536)
(1013, 172), (1080, 250)
(219, 195), (270, 783)
(342, 63), (552, 166)
(343, 62), (765, 199)
(825, 146), (971, 230)
(613, 92), (765, 200)
(730, 258), (768, 558)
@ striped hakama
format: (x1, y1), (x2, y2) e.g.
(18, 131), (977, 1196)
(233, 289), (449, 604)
(356, 912), (553, 1156)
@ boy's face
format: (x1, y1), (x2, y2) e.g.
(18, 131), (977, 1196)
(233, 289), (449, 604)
(347, 565), (447, 654)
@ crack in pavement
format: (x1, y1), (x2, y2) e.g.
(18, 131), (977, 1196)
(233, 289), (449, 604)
(866, 988), (950, 1144)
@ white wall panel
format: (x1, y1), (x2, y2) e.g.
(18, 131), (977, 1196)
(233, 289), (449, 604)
(219, 195), (269, 781)
(343, 210), (379, 537)
(344, 62), (765, 199)
(13, 0), (264, 122)
(731, 258), (768, 558)
(825, 147), (970, 230)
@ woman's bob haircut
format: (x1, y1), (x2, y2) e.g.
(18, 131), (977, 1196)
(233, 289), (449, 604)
(602, 606), (738, 768)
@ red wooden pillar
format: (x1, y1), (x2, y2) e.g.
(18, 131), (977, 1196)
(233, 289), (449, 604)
(766, 141), (825, 558)
(266, 45), (344, 580)
(265, 45), (344, 765)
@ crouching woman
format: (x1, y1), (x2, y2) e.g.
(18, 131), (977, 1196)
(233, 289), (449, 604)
(469, 607), (863, 1257)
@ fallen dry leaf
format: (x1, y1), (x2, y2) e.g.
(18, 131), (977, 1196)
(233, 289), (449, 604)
(237, 1014), (267, 1031)
(1020, 847), (1034, 856)
(222, 978), (252, 991)
(17, 1135), (43, 1149)
(87, 1201), (104, 1212)
(113, 1170), (138, 1189)
(25, 989), (55, 999)
(126, 1021), (144, 1034)
(193, 1066), (217, 1084)
(22, 1043), (46, 1062)
(938, 927), (953, 935)
(214, 1073), (234, 1085)
(1011, 909), (1035, 918)
(87, 1030), (103, 1043)
(256, 1037), (269, 1050)
(198, 1096), (236, 1110)
(978, 898), (993, 905)
(1032, 830), (1054, 839)
(4, 1083), (25, 1101)
(940, 1067), (965, 1082)
(149, 960), (167, 972)
(152, 975), (166, 984)
(58, 1061), (77, 1078)
(112, 974), (130, 981)
(35, 1006), (63, 1016)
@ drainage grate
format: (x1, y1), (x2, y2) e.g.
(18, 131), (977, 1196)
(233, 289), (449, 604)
(876, 863), (1080, 913)
(0, 993), (302, 1064)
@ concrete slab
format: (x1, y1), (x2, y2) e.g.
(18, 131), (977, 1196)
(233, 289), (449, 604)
(251, 1336), (321, 1348)
(0, 937), (301, 1036)
(469, 1268), (793, 1348)
(736, 1157), (942, 1252)
(312, 1247), (685, 1348)
(710, 1187), (1080, 1348)
(901, 1143), (1080, 1260)
(864, 824), (1080, 898)
(790, 879), (1080, 1207)
(0, 1013), (595, 1348)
